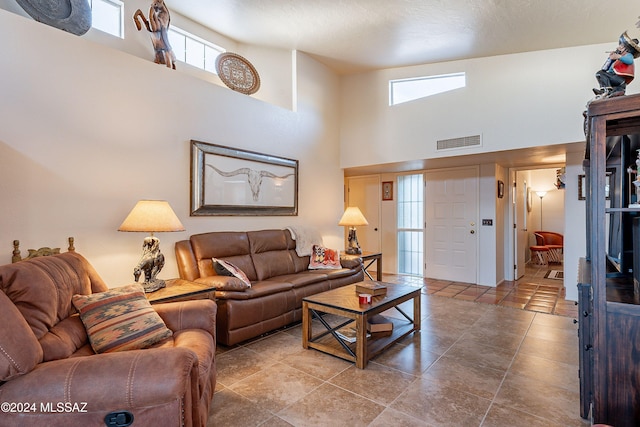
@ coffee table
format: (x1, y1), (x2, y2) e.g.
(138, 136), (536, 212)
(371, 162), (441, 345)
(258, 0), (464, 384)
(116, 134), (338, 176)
(302, 281), (421, 369)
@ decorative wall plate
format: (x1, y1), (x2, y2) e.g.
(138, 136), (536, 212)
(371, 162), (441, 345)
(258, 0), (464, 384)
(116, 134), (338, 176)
(215, 52), (260, 95)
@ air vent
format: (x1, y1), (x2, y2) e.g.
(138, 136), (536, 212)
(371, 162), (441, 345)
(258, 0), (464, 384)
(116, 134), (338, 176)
(436, 135), (482, 151)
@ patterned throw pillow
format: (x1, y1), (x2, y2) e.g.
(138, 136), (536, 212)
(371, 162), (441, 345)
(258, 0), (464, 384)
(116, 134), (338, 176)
(212, 258), (251, 287)
(309, 245), (342, 269)
(72, 284), (172, 354)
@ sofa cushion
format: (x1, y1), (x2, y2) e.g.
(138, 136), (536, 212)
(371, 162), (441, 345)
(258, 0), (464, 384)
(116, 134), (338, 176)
(249, 230), (297, 280)
(39, 315), (88, 362)
(72, 284), (173, 353)
(191, 232), (258, 280)
(212, 258), (251, 287)
(195, 276), (250, 291)
(309, 245), (341, 269)
(0, 290), (43, 381)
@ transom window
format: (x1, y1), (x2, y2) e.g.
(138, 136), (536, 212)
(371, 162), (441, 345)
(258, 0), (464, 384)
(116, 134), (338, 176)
(168, 27), (225, 74)
(390, 72), (466, 106)
(90, 0), (124, 38)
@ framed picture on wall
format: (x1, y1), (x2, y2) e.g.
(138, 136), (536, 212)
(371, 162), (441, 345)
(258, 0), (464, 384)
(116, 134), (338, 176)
(382, 181), (393, 201)
(190, 140), (298, 216)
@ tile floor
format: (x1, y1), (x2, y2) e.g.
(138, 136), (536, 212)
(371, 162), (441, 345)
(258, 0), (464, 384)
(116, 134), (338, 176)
(209, 263), (587, 426)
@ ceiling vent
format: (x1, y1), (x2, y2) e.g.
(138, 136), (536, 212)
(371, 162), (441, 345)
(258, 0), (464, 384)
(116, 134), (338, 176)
(436, 135), (482, 151)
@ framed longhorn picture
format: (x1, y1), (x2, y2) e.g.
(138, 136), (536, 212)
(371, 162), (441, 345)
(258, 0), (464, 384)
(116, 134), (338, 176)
(190, 140), (298, 216)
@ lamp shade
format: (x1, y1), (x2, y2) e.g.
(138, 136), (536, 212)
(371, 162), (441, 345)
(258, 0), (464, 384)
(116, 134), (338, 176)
(118, 200), (185, 233)
(536, 191), (547, 198)
(338, 207), (369, 227)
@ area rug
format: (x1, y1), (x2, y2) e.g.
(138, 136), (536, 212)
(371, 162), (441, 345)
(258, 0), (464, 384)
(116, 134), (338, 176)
(544, 270), (563, 280)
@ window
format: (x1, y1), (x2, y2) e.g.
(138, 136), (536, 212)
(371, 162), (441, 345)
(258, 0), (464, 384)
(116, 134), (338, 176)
(390, 72), (466, 106)
(397, 174), (424, 276)
(168, 27), (225, 74)
(90, 0), (124, 38)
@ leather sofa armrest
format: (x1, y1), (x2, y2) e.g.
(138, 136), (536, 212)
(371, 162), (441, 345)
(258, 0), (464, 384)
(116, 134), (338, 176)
(340, 256), (362, 270)
(155, 299), (217, 337)
(0, 348), (198, 411)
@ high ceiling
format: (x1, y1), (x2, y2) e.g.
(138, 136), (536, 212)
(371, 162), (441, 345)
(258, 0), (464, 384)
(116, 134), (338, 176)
(171, 0), (640, 74)
(168, 1), (637, 171)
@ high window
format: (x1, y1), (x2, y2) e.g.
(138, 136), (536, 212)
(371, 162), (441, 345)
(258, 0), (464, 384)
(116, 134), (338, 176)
(90, 0), (124, 38)
(168, 27), (225, 74)
(397, 174), (424, 276)
(390, 72), (466, 106)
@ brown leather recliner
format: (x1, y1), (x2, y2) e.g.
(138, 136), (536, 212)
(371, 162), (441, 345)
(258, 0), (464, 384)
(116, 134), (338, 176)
(0, 252), (216, 427)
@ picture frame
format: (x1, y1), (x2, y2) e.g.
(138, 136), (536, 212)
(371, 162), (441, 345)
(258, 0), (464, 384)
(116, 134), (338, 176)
(497, 180), (504, 199)
(578, 173), (610, 200)
(382, 181), (393, 201)
(190, 140), (298, 216)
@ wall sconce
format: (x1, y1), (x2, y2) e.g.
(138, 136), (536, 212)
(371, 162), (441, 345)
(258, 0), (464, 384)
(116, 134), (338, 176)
(118, 200), (185, 292)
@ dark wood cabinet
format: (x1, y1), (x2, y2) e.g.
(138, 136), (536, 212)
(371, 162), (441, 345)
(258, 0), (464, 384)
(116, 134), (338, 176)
(580, 94), (640, 426)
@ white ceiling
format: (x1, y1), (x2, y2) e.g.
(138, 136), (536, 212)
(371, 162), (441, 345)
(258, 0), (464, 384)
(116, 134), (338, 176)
(171, 0), (640, 74)
(169, 1), (638, 171)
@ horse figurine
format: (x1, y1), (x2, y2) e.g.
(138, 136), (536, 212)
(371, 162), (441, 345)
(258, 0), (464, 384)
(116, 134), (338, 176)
(133, 236), (166, 292)
(133, 0), (176, 69)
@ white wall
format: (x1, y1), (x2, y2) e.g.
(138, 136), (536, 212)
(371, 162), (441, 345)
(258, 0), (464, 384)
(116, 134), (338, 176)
(339, 43), (624, 169)
(0, 9), (344, 286)
(0, 0), (294, 110)
(564, 149), (588, 301)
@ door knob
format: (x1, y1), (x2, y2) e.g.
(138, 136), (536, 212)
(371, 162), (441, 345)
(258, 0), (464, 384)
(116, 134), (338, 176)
(470, 230), (475, 234)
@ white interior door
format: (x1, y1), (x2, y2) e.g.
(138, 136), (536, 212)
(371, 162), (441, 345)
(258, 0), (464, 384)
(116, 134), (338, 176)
(514, 173), (528, 279)
(425, 167), (478, 283)
(346, 176), (381, 252)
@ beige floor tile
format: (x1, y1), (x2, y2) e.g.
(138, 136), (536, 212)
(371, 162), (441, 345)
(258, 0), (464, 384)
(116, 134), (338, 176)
(329, 363), (416, 405)
(422, 355), (506, 400)
(277, 383), (385, 427)
(445, 338), (516, 372)
(369, 407), (432, 426)
(391, 377), (492, 426)
(509, 352), (580, 391)
(494, 372), (586, 426)
(215, 346), (279, 387)
(482, 403), (563, 427)
(229, 362), (323, 412)
(518, 334), (579, 366)
(208, 388), (275, 427)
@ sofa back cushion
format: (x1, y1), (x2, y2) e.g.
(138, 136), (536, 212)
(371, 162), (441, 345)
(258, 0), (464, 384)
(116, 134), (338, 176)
(248, 230), (297, 281)
(190, 232), (258, 281)
(0, 289), (42, 380)
(0, 252), (109, 362)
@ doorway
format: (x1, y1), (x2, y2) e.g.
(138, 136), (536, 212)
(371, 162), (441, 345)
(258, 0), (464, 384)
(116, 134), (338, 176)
(425, 166), (479, 283)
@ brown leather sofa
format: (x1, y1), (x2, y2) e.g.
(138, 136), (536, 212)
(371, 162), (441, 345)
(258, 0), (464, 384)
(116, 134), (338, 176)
(175, 229), (364, 346)
(0, 252), (216, 427)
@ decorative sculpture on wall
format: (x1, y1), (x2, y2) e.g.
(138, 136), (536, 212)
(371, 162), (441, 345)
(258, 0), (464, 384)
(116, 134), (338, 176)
(133, 0), (176, 69)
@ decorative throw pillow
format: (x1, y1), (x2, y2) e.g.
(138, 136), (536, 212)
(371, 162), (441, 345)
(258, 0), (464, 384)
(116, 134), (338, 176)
(212, 258), (251, 287)
(72, 284), (173, 354)
(309, 245), (341, 269)
(195, 275), (250, 291)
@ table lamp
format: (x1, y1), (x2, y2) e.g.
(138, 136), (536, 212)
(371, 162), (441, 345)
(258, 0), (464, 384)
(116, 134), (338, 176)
(118, 200), (185, 292)
(338, 206), (369, 255)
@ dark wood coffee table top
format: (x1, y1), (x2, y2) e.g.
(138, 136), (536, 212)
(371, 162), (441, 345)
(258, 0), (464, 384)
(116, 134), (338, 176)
(303, 281), (419, 313)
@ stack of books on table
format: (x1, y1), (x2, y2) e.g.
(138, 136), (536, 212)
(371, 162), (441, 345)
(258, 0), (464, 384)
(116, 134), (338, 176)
(355, 282), (387, 296)
(367, 314), (393, 337)
(335, 323), (370, 343)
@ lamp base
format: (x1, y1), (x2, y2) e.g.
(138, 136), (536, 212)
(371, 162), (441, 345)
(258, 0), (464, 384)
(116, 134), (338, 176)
(142, 278), (166, 293)
(133, 235), (166, 293)
(346, 228), (362, 255)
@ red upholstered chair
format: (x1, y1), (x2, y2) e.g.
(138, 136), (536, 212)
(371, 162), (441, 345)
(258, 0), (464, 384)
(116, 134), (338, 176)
(534, 231), (564, 263)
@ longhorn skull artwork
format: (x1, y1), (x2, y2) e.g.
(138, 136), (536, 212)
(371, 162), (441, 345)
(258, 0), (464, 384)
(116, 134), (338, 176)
(206, 164), (294, 202)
